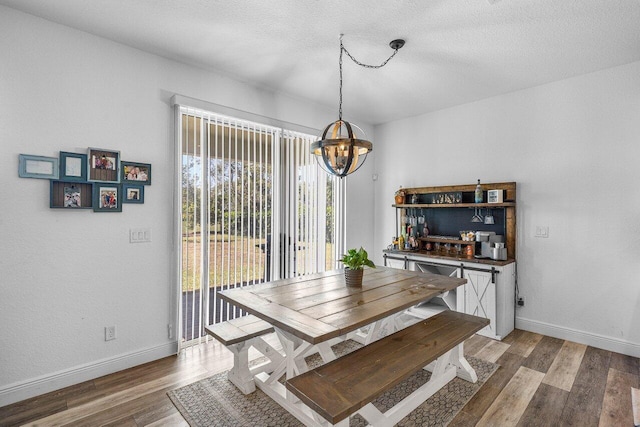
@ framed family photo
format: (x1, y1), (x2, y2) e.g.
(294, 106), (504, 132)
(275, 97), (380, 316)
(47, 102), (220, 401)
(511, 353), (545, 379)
(50, 181), (93, 209)
(92, 183), (122, 212)
(59, 152), (88, 182)
(88, 148), (120, 183)
(121, 161), (151, 185)
(123, 184), (144, 204)
(18, 154), (59, 180)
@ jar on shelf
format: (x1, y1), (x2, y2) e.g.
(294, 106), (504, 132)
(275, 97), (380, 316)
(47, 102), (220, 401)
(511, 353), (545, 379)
(395, 187), (405, 204)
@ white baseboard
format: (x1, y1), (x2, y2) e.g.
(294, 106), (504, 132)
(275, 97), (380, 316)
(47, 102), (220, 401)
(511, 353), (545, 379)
(516, 317), (640, 358)
(0, 341), (178, 407)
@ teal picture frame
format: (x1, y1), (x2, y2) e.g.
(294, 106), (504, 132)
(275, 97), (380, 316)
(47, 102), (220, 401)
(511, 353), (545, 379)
(92, 183), (123, 212)
(50, 181), (93, 209)
(18, 154), (59, 180)
(123, 184), (144, 204)
(59, 152), (88, 182)
(121, 161), (151, 185)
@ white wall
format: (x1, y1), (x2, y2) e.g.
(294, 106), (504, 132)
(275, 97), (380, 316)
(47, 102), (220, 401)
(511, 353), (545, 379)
(373, 60), (640, 356)
(0, 6), (374, 406)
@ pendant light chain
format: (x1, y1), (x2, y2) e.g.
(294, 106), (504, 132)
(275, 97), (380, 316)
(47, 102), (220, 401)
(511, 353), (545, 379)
(338, 34), (403, 121)
(341, 41), (401, 70)
(339, 38), (343, 121)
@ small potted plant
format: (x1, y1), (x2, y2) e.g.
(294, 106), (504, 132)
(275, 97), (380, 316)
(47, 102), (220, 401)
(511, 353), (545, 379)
(340, 247), (376, 287)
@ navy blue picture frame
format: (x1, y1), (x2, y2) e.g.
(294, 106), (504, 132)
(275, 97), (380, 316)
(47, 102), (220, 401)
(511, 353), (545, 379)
(121, 161), (151, 185)
(123, 184), (144, 204)
(92, 183), (123, 212)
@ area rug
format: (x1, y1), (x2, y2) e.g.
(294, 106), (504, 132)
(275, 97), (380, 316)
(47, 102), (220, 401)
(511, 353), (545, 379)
(168, 340), (498, 427)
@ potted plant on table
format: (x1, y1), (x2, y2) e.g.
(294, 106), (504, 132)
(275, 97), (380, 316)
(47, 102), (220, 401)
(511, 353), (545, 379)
(340, 247), (375, 287)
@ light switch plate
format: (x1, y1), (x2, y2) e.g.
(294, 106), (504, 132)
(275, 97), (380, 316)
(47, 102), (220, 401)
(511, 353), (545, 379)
(130, 228), (151, 243)
(534, 226), (549, 238)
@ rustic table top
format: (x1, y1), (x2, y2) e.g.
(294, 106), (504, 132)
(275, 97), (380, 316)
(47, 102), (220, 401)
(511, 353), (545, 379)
(219, 266), (467, 344)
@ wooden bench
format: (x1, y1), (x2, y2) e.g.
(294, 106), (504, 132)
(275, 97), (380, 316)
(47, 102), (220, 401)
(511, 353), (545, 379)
(205, 314), (283, 394)
(286, 310), (489, 426)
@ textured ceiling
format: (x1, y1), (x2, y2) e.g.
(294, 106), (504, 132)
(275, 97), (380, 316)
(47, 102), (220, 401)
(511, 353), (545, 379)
(2, 0), (640, 125)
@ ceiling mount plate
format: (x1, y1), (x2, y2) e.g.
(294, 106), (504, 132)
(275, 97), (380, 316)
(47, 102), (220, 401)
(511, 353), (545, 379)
(389, 39), (406, 50)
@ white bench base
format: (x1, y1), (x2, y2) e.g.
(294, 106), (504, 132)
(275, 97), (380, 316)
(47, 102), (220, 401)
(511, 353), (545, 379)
(225, 336), (284, 394)
(257, 327), (477, 427)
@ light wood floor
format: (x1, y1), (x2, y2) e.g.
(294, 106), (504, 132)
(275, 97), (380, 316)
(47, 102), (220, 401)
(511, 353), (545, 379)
(1, 329), (639, 426)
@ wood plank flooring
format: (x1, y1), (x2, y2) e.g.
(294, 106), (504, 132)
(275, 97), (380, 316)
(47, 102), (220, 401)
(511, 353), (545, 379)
(1, 329), (638, 426)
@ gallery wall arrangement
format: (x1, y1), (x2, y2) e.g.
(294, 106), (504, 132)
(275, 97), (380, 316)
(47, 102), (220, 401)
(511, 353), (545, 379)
(18, 148), (152, 212)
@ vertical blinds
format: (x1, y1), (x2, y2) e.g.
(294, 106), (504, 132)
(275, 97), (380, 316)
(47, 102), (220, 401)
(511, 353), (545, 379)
(178, 106), (345, 346)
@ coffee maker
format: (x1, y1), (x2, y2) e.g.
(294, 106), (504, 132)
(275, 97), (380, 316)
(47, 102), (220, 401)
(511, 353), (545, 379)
(475, 231), (495, 258)
(475, 232), (507, 260)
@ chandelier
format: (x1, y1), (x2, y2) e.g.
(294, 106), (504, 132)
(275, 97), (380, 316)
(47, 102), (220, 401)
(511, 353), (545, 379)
(311, 35), (405, 178)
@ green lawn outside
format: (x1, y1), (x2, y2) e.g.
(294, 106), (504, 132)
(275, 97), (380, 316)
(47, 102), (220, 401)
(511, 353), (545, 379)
(182, 234), (335, 292)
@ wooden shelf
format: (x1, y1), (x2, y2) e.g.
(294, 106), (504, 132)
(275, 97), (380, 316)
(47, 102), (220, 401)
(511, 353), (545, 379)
(418, 237), (474, 245)
(392, 181), (516, 260)
(393, 202), (515, 209)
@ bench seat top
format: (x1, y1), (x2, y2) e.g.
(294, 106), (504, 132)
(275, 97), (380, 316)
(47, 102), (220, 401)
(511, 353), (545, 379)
(285, 310), (488, 424)
(205, 314), (274, 346)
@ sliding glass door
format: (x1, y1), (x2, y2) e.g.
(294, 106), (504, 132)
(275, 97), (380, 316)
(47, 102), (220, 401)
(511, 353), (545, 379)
(177, 106), (344, 346)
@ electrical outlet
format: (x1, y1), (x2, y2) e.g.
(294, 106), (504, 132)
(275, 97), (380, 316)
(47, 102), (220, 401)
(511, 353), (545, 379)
(168, 323), (174, 339)
(517, 297), (525, 307)
(105, 325), (117, 341)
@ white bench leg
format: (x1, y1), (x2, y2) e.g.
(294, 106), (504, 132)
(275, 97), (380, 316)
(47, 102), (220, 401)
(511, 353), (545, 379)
(450, 342), (478, 382)
(226, 341), (255, 394)
(225, 336), (286, 394)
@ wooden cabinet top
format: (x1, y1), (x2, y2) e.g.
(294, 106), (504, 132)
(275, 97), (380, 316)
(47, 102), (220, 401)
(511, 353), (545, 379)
(401, 181), (516, 198)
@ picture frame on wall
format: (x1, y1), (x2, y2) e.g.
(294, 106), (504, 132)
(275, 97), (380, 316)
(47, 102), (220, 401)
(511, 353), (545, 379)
(92, 183), (123, 212)
(59, 152), (87, 182)
(88, 148), (120, 183)
(18, 154), (59, 180)
(121, 161), (152, 185)
(123, 184), (144, 204)
(50, 181), (93, 209)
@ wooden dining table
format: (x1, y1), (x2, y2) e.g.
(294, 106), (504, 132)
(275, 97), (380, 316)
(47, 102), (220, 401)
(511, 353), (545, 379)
(219, 266), (468, 425)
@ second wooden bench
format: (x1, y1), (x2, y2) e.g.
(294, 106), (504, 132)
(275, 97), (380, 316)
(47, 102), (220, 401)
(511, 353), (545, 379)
(286, 310), (489, 426)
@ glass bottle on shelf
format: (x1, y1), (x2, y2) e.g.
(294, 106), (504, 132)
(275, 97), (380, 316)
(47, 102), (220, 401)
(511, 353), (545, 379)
(475, 179), (483, 203)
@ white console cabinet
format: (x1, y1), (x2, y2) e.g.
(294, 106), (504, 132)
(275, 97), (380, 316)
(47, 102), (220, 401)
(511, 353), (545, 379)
(456, 260), (515, 340)
(383, 253), (516, 340)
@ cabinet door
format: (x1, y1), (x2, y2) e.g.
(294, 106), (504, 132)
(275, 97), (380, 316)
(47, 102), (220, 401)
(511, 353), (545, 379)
(385, 258), (407, 270)
(458, 269), (496, 338)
